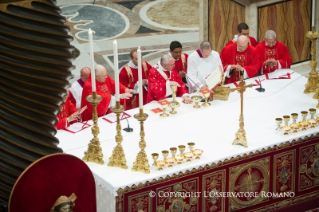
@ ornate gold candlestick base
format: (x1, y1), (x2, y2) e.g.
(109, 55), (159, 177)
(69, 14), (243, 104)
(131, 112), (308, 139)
(83, 93), (104, 164)
(232, 114), (248, 148)
(108, 102), (128, 169)
(132, 109), (150, 174)
(304, 27), (319, 94)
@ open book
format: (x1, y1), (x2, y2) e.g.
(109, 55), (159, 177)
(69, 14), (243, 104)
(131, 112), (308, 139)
(205, 66), (224, 90)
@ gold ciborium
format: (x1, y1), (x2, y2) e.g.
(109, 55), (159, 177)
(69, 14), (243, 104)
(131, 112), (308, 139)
(165, 157), (175, 168)
(290, 113), (300, 133)
(308, 108), (317, 128)
(281, 115), (291, 135)
(178, 145), (185, 155)
(170, 147), (177, 157)
(187, 142), (195, 152)
(184, 152), (194, 162)
(174, 154), (184, 164)
(155, 160), (165, 170)
(275, 118), (282, 131)
(192, 149), (203, 159)
(170, 85), (180, 107)
(201, 89), (211, 107)
(191, 95), (202, 108)
(299, 111), (309, 131)
(169, 101), (178, 114)
(151, 153), (159, 166)
(158, 99), (170, 117)
(162, 150), (169, 160)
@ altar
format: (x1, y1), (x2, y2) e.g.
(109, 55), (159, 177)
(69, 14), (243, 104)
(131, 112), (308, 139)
(56, 69), (319, 211)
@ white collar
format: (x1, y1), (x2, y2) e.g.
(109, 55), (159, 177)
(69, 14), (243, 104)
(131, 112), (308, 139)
(128, 60), (138, 69)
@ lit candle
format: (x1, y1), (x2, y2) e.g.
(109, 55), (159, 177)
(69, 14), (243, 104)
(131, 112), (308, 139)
(312, 0), (315, 26)
(137, 47), (143, 109)
(88, 29), (96, 92)
(113, 40), (119, 101)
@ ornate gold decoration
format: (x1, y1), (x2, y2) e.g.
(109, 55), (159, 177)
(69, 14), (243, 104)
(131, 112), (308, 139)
(273, 151), (295, 196)
(230, 78), (253, 148)
(128, 191), (152, 212)
(108, 102), (127, 169)
(132, 109), (150, 174)
(229, 158), (269, 210)
(214, 86), (231, 100)
(304, 26), (319, 94)
(82, 93), (104, 164)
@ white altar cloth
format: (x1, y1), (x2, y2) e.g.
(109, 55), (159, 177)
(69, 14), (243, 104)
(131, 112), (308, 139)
(56, 69), (316, 208)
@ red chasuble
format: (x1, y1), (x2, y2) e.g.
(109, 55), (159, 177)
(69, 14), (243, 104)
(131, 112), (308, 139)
(55, 98), (77, 130)
(226, 36), (258, 47)
(81, 75), (127, 121)
(119, 62), (152, 110)
(147, 65), (188, 103)
(220, 43), (259, 84)
(255, 40), (292, 74)
(174, 53), (188, 73)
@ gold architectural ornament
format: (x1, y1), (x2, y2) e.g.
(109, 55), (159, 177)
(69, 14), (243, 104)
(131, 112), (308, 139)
(304, 26), (319, 94)
(83, 93), (104, 164)
(132, 109), (150, 174)
(108, 102), (128, 169)
(230, 78), (253, 148)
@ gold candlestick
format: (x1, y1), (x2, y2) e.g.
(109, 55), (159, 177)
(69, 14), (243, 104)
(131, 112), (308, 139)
(304, 26), (319, 94)
(230, 77), (253, 148)
(83, 92), (104, 164)
(132, 109), (150, 174)
(108, 101), (127, 169)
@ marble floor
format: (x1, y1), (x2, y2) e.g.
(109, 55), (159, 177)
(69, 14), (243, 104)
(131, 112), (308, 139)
(57, 0), (310, 84)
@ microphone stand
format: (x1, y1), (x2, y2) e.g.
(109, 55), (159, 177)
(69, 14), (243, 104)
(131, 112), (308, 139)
(110, 93), (133, 132)
(247, 50), (265, 92)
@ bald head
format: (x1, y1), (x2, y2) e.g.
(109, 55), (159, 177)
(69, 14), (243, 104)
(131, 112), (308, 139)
(237, 35), (249, 52)
(95, 64), (107, 83)
(80, 67), (91, 83)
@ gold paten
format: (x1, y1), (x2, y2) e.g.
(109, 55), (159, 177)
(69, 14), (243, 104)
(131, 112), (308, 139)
(132, 109), (150, 174)
(230, 78), (253, 148)
(83, 93), (104, 164)
(108, 102), (128, 169)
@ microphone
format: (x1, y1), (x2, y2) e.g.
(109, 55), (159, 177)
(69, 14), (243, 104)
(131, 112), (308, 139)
(122, 112), (133, 132)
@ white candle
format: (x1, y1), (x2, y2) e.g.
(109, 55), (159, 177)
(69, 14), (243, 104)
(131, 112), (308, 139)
(312, 0), (315, 26)
(88, 28), (96, 92)
(137, 47), (143, 109)
(113, 40), (119, 101)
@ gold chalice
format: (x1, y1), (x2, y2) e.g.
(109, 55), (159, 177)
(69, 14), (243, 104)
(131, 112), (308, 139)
(158, 100), (170, 118)
(281, 115), (291, 135)
(191, 95), (202, 108)
(308, 108), (317, 128)
(169, 101), (178, 114)
(170, 147), (177, 157)
(151, 153), (159, 166)
(155, 160), (165, 170)
(165, 157), (175, 168)
(183, 152), (194, 162)
(192, 149), (203, 159)
(275, 118), (282, 131)
(178, 145), (185, 155)
(201, 89), (211, 107)
(162, 150), (169, 161)
(170, 85), (180, 107)
(299, 111), (309, 131)
(187, 142), (195, 152)
(290, 113), (300, 133)
(174, 154), (184, 164)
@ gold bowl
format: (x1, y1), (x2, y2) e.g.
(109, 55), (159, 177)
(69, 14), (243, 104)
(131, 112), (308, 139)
(192, 149), (203, 159)
(174, 154), (184, 164)
(281, 126), (291, 135)
(308, 118), (317, 128)
(184, 152), (194, 162)
(155, 160), (165, 170)
(290, 123), (300, 133)
(165, 157), (176, 167)
(299, 121), (309, 131)
(191, 95), (202, 108)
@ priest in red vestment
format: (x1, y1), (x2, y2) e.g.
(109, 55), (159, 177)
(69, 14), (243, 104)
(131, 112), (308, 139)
(220, 35), (259, 84)
(119, 48), (152, 110)
(147, 54), (192, 103)
(256, 30), (292, 74)
(226, 23), (258, 47)
(55, 90), (87, 130)
(169, 41), (188, 85)
(81, 65), (134, 121)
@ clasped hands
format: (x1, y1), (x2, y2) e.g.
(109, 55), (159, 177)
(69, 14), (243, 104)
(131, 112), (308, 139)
(67, 105), (88, 122)
(230, 64), (245, 72)
(169, 81), (192, 104)
(264, 58), (277, 67)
